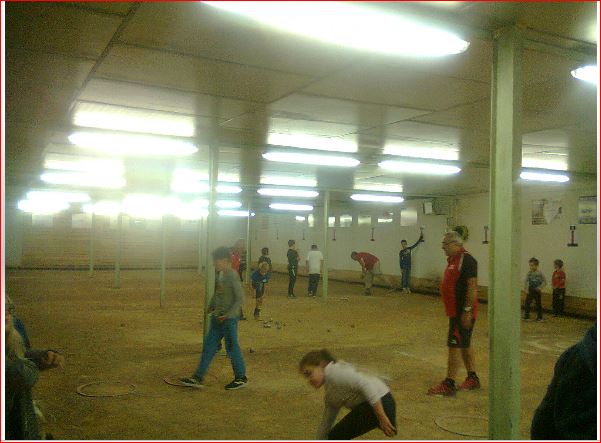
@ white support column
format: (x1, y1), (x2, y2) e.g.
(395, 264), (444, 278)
(488, 26), (523, 440)
(245, 202), (252, 285)
(88, 212), (96, 277)
(197, 217), (203, 275)
(160, 215), (167, 307)
(322, 191), (329, 301)
(203, 144), (219, 337)
(114, 213), (123, 288)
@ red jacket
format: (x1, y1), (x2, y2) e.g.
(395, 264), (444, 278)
(440, 248), (478, 318)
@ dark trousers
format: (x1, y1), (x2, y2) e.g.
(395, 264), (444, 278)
(552, 288), (565, 315)
(308, 273), (320, 295)
(328, 392), (396, 440)
(288, 266), (297, 295)
(400, 266), (411, 289)
(525, 288), (543, 320)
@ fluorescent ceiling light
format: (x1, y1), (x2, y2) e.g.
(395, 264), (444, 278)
(218, 209), (253, 217)
(27, 190), (90, 203)
(354, 182), (404, 193)
(69, 131), (198, 157)
(83, 201), (122, 217)
(18, 199), (69, 215)
(351, 194), (404, 203)
(269, 203), (314, 211)
(383, 144), (459, 161)
(257, 188), (319, 198)
(260, 175), (317, 187)
(216, 200), (242, 209)
(123, 194), (166, 220)
(171, 169), (241, 193)
(263, 151), (359, 167)
(571, 65), (598, 85)
(44, 154), (124, 175)
(41, 172), (126, 189)
(268, 133), (357, 153)
(203, 2), (469, 56)
(379, 160), (461, 175)
(295, 216), (306, 221)
(73, 102), (195, 137)
(520, 171), (569, 183)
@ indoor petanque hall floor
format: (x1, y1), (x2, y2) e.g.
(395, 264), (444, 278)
(5, 268), (595, 440)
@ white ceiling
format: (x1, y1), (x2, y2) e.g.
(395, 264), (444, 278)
(4, 2), (598, 210)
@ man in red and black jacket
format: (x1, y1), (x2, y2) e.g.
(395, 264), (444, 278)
(428, 230), (481, 397)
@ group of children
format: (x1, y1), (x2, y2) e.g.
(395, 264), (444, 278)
(523, 257), (567, 321)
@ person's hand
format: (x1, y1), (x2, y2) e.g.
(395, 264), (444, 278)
(42, 351), (64, 368)
(217, 315), (227, 323)
(378, 415), (397, 437)
(460, 311), (472, 329)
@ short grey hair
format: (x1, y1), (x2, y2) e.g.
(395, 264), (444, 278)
(444, 231), (464, 246)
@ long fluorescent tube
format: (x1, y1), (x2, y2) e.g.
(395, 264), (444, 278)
(354, 182), (404, 193)
(383, 144), (459, 161)
(520, 171), (569, 183)
(216, 201), (242, 209)
(269, 203), (314, 211)
(571, 65), (598, 85)
(203, 2), (469, 56)
(73, 102), (195, 137)
(351, 194), (404, 203)
(379, 160), (461, 175)
(41, 172), (126, 189)
(218, 209), (254, 217)
(260, 175), (317, 187)
(18, 199), (69, 215)
(69, 131), (198, 156)
(44, 154), (124, 175)
(27, 190), (90, 203)
(257, 188), (319, 198)
(268, 133), (357, 153)
(263, 151), (359, 167)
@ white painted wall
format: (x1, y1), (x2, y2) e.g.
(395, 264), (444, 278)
(4, 206), (23, 267)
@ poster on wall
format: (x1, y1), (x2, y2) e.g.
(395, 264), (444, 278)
(578, 196), (597, 224)
(531, 199), (562, 225)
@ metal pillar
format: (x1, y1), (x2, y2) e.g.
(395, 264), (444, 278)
(321, 191), (329, 301)
(160, 215), (167, 307)
(203, 145), (219, 337)
(114, 213), (122, 288)
(88, 213), (96, 277)
(488, 26), (523, 440)
(245, 202), (252, 285)
(197, 217), (203, 275)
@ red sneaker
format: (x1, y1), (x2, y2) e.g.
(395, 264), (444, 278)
(427, 380), (456, 396)
(459, 376), (481, 390)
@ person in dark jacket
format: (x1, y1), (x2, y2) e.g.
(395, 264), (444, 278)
(398, 233), (424, 293)
(531, 325), (597, 440)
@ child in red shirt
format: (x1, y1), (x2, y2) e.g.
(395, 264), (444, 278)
(551, 259), (566, 316)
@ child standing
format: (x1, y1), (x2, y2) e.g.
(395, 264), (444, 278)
(258, 247), (272, 274)
(287, 240), (299, 298)
(251, 262), (271, 320)
(523, 257), (546, 322)
(306, 244), (324, 297)
(398, 233), (424, 293)
(299, 349), (397, 440)
(551, 259), (566, 316)
(180, 246), (247, 390)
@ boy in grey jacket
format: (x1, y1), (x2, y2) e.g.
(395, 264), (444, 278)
(523, 257), (547, 321)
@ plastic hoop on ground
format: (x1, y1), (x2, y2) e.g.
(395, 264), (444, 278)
(76, 381), (136, 397)
(434, 415), (488, 438)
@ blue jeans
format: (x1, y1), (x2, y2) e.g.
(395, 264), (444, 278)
(193, 316), (246, 379)
(400, 267), (411, 289)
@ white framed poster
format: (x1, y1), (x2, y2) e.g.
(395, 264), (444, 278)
(578, 196), (597, 224)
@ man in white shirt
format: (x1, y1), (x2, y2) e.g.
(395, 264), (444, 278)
(306, 244), (324, 297)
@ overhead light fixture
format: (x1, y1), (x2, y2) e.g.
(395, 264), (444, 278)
(203, 2), (470, 56)
(383, 144), (459, 161)
(257, 188), (319, 198)
(351, 194), (404, 203)
(269, 203), (314, 211)
(354, 182), (404, 193)
(379, 159), (461, 175)
(216, 200), (242, 209)
(41, 172), (126, 189)
(73, 102), (195, 137)
(123, 194), (166, 220)
(295, 216), (306, 221)
(218, 209), (254, 217)
(268, 133), (357, 153)
(571, 65), (598, 85)
(171, 169), (242, 194)
(18, 199), (70, 215)
(69, 131), (198, 157)
(83, 201), (122, 217)
(520, 170), (570, 183)
(44, 154), (124, 175)
(27, 190), (91, 203)
(263, 151), (359, 167)
(260, 175), (317, 187)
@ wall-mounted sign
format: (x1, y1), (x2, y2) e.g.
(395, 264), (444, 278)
(578, 196), (597, 224)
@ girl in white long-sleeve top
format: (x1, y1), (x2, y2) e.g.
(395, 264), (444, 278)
(299, 349), (397, 440)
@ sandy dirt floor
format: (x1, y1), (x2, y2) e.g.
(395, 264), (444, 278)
(5, 269), (595, 440)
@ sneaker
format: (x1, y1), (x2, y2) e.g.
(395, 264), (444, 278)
(225, 376), (248, 390)
(179, 376), (204, 388)
(427, 379), (456, 397)
(406, 288), (412, 294)
(459, 375), (481, 390)
(253, 308), (260, 320)
(536, 318), (545, 322)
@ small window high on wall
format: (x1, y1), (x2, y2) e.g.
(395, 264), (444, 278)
(308, 214), (315, 227)
(400, 207), (418, 226)
(358, 214), (372, 226)
(328, 216), (336, 227)
(377, 211), (394, 224)
(340, 214), (352, 227)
